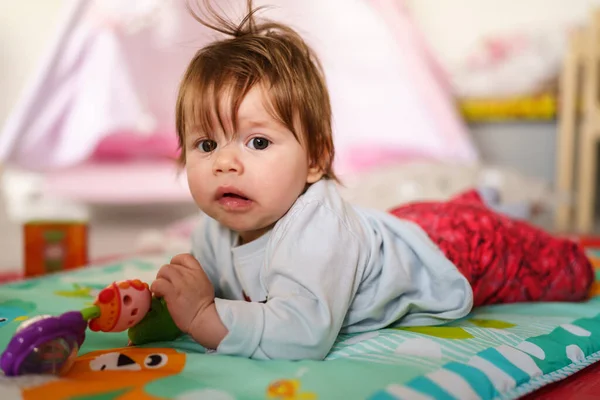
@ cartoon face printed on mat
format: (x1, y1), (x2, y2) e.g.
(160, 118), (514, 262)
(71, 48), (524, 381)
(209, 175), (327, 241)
(87, 350), (169, 372)
(0, 300), (36, 327)
(22, 347), (186, 400)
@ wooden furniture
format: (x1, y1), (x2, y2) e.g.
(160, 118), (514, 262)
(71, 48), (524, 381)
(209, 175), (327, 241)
(555, 10), (600, 233)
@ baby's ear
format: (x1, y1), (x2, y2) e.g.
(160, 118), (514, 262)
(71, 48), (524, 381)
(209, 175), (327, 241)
(306, 164), (324, 184)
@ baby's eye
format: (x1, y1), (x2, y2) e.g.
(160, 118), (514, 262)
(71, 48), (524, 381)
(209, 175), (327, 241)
(197, 139), (217, 153)
(247, 137), (270, 150)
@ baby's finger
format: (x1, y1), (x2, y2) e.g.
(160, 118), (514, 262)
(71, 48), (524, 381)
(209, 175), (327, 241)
(170, 253), (202, 271)
(156, 263), (184, 283)
(151, 277), (173, 298)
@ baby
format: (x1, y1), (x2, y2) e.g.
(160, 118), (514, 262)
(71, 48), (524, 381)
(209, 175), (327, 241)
(151, 0), (594, 360)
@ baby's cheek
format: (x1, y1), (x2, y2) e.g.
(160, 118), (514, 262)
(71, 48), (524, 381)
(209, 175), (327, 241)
(263, 177), (304, 213)
(186, 169), (210, 203)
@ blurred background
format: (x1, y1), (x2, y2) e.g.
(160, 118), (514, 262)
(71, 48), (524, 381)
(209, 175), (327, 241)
(1, 0), (599, 273)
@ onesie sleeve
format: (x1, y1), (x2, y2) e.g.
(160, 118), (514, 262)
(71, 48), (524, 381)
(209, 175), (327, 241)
(213, 201), (362, 360)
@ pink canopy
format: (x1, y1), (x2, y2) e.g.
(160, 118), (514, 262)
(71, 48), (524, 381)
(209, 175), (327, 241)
(0, 0), (477, 203)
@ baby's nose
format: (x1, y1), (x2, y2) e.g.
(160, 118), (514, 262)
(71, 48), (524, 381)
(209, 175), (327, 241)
(213, 149), (243, 174)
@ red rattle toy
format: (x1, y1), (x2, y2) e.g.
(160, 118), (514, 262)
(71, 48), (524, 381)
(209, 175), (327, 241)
(0, 279), (182, 376)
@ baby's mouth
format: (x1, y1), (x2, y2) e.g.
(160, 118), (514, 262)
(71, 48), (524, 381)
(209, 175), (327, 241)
(216, 188), (253, 209)
(221, 193), (249, 201)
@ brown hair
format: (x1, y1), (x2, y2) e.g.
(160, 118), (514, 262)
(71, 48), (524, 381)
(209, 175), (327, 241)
(176, 0), (337, 180)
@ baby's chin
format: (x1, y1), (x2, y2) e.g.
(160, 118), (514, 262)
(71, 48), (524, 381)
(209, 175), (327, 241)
(217, 218), (276, 243)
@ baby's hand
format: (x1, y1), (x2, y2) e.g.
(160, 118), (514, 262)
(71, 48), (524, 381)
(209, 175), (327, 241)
(151, 254), (215, 335)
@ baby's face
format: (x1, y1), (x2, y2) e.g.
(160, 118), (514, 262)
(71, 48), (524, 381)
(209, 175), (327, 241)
(185, 86), (322, 243)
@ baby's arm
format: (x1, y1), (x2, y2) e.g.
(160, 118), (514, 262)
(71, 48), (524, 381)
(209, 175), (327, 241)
(188, 302), (227, 350)
(213, 202), (363, 360)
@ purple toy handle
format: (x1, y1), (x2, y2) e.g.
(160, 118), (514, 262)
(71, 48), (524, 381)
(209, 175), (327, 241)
(1, 311), (87, 376)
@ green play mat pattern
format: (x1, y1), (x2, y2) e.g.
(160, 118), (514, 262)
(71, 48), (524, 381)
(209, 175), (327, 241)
(0, 255), (599, 399)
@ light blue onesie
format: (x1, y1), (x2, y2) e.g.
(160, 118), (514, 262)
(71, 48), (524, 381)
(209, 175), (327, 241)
(191, 179), (473, 360)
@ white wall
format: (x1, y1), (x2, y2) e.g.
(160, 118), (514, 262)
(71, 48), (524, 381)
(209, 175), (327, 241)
(0, 0), (67, 129)
(4, 0), (600, 129)
(406, 0), (600, 69)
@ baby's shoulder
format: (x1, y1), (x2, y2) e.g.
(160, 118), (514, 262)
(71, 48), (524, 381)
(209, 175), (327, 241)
(274, 180), (366, 240)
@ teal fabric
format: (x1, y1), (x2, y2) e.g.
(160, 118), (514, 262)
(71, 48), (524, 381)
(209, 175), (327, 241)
(0, 254), (599, 399)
